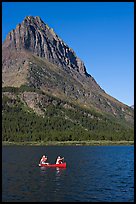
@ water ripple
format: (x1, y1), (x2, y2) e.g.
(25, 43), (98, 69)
(2, 145), (134, 202)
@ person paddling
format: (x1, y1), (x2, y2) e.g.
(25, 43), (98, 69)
(40, 155), (49, 165)
(56, 156), (64, 164)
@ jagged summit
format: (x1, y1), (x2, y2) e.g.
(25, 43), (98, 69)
(24, 15), (43, 22)
(22, 16), (50, 30)
(3, 16), (87, 76)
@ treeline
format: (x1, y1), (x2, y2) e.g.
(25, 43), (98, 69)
(2, 88), (134, 142)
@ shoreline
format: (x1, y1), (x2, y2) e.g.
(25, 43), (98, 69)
(2, 140), (134, 146)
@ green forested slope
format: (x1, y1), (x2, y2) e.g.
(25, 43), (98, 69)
(2, 87), (134, 142)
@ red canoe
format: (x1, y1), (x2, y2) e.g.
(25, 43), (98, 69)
(39, 162), (66, 168)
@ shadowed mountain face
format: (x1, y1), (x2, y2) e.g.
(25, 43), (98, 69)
(2, 16), (134, 128)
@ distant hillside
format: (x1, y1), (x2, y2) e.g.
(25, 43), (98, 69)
(2, 87), (134, 142)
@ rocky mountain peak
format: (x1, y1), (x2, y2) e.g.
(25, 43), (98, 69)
(2, 16), (134, 128)
(3, 16), (87, 76)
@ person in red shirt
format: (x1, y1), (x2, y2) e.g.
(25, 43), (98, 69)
(56, 156), (64, 164)
(40, 155), (49, 165)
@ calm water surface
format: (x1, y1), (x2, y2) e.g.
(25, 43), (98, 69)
(2, 145), (134, 202)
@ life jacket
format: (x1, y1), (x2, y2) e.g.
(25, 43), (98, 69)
(56, 158), (62, 164)
(41, 157), (47, 162)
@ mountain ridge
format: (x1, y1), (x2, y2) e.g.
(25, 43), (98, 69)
(2, 16), (134, 142)
(3, 16), (88, 76)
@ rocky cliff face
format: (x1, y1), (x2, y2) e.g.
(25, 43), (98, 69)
(3, 16), (87, 76)
(2, 16), (134, 126)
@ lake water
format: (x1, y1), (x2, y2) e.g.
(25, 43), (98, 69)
(2, 145), (134, 202)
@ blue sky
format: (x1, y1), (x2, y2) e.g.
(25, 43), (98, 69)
(2, 2), (134, 106)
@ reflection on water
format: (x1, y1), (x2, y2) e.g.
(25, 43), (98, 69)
(2, 145), (134, 202)
(39, 166), (66, 180)
(56, 167), (65, 176)
(39, 166), (66, 185)
(39, 165), (67, 201)
(55, 167), (66, 188)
